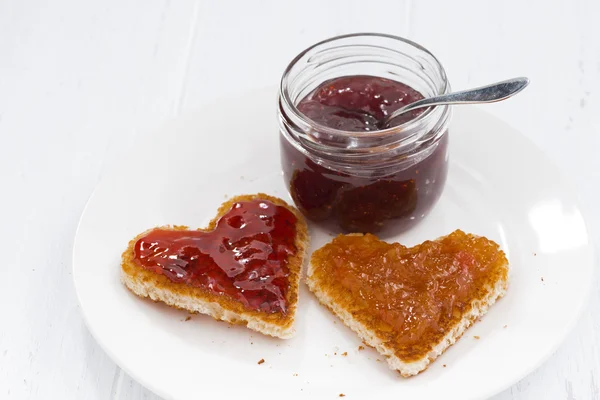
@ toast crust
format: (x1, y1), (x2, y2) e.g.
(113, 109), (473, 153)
(121, 193), (309, 339)
(306, 231), (509, 375)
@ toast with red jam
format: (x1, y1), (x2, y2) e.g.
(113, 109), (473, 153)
(121, 194), (309, 339)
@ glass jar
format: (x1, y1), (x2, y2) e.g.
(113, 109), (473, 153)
(278, 33), (451, 237)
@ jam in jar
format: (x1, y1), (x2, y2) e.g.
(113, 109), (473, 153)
(278, 34), (451, 236)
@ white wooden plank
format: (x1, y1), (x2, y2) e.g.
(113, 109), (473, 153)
(114, 370), (161, 400)
(0, 0), (197, 398)
(179, 0), (412, 109)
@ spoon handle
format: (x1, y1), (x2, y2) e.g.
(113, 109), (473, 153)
(386, 77), (530, 123)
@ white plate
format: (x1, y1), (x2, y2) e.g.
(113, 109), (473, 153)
(73, 88), (594, 400)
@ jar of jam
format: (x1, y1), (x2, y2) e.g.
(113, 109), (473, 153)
(278, 33), (451, 237)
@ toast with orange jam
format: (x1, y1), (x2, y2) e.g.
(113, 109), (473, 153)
(307, 230), (508, 376)
(121, 194), (309, 339)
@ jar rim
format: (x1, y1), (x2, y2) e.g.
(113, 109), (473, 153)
(279, 32), (450, 139)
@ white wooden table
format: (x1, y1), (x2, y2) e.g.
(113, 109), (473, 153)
(1, 1), (598, 398)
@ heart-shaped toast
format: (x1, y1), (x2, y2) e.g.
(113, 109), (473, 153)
(307, 230), (509, 376)
(121, 193), (309, 339)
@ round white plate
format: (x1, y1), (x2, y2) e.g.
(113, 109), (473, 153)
(73, 88), (594, 400)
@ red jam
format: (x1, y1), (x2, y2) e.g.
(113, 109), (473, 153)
(281, 75), (448, 235)
(132, 200), (298, 314)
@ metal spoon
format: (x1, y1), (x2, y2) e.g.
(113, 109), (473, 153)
(382, 77), (530, 127)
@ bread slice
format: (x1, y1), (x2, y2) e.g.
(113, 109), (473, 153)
(121, 193), (309, 339)
(306, 230), (509, 376)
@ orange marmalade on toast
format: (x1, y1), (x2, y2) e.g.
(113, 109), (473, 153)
(310, 230), (508, 361)
(132, 199), (298, 314)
